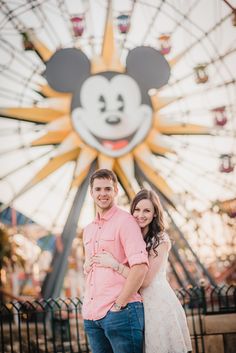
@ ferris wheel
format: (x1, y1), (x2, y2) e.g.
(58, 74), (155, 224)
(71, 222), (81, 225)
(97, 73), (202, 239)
(0, 0), (235, 297)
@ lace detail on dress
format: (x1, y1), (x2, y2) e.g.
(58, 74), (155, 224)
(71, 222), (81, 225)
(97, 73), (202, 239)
(158, 231), (171, 251)
(142, 231), (192, 353)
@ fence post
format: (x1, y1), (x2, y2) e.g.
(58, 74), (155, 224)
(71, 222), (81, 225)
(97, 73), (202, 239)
(199, 278), (207, 315)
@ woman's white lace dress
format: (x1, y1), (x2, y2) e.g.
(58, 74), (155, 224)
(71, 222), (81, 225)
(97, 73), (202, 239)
(141, 233), (192, 353)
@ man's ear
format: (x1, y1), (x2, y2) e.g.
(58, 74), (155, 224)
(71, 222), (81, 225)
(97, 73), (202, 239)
(114, 185), (119, 195)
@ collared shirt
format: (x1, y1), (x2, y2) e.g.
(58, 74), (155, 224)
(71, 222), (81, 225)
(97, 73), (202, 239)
(82, 205), (149, 321)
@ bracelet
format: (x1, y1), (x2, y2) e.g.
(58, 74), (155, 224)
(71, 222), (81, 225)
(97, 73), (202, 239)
(117, 263), (124, 274)
(113, 262), (119, 271)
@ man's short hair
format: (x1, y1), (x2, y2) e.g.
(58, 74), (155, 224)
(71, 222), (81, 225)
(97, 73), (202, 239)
(89, 169), (118, 188)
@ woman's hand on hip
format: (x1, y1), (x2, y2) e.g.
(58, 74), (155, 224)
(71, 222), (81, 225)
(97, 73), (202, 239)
(92, 251), (119, 270)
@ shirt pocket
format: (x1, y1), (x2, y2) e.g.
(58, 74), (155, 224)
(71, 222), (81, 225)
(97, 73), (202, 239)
(99, 233), (115, 252)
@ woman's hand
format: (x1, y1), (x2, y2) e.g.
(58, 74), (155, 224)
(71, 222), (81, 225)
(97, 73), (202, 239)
(92, 251), (119, 270)
(83, 257), (93, 274)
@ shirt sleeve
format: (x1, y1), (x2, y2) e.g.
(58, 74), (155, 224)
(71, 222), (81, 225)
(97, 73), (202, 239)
(119, 214), (149, 267)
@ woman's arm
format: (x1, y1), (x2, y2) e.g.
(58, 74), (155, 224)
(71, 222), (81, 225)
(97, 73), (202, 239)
(92, 251), (130, 278)
(141, 242), (169, 288)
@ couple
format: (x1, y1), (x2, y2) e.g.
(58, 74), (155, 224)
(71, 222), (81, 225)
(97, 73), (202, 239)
(82, 169), (192, 353)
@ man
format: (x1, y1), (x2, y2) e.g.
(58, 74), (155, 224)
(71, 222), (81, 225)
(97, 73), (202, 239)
(82, 168), (148, 353)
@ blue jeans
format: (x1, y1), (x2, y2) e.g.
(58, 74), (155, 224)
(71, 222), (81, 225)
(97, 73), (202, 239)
(84, 302), (144, 353)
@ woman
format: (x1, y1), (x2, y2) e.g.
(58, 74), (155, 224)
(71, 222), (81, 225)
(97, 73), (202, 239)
(88, 189), (192, 353)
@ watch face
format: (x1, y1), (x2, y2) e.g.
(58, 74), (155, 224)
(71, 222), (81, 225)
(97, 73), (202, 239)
(114, 303), (122, 310)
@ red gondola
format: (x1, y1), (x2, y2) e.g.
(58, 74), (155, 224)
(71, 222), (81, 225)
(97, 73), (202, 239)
(71, 15), (85, 37)
(117, 14), (130, 34)
(219, 154), (234, 173)
(194, 64), (208, 84)
(158, 34), (171, 55)
(212, 106), (227, 127)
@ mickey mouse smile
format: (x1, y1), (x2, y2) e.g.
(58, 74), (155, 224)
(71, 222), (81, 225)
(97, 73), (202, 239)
(92, 130), (137, 150)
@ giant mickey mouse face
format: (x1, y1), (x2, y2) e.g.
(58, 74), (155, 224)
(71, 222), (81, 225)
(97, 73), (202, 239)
(45, 47), (170, 157)
(71, 73), (152, 156)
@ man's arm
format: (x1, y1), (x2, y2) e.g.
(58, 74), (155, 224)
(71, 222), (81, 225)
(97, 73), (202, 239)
(112, 214), (149, 309)
(113, 263), (148, 308)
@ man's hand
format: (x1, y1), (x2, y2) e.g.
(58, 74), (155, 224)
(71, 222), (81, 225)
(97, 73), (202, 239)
(83, 257), (93, 274)
(110, 302), (123, 312)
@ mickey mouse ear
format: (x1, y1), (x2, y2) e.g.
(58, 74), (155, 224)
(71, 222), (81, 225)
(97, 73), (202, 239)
(126, 47), (170, 92)
(44, 48), (90, 93)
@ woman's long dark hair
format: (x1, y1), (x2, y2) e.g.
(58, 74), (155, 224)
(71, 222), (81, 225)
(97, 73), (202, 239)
(130, 189), (165, 256)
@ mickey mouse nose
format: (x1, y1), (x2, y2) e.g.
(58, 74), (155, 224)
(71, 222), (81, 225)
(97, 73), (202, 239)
(105, 116), (121, 125)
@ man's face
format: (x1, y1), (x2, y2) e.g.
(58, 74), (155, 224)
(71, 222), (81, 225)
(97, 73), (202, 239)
(90, 177), (118, 213)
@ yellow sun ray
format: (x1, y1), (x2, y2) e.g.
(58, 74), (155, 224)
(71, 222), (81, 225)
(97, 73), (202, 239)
(31, 131), (70, 146)
(27, 31), (53, 62)
(31, 148), (80, 185)
(157, 123), (210, 135)
(72, 146), (98, 188)
(41, 97), (71, 113)
(98, 154), (115, 169)
(11, 133), (84, 204)
(154, 115), (210, 135)
(91, 1), (124, 73)
(0, 147), (81, 212)
(46, 116), (72, 131)
(146, 129), (175, 155)
(114, 156), (136, 200)
(0, 107), (65, 123)
(150, 94), (182, 111)
(133, 144), (175, 204)
(38, 84), (72, 98)
(56, 132), (83, 154)
(117, 153), (140, 194)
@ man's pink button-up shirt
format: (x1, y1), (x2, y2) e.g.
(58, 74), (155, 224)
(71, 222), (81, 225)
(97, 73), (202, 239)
(82, 205), (148, 321)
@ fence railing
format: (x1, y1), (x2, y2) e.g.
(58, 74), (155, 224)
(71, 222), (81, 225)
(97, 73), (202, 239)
(0, 298), (89, 353)
(176, 284), (236, 315)
(0, 285), (235, 353)
(176, 284), (236, 353)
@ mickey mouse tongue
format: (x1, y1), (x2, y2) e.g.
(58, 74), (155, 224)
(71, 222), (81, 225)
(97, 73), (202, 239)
(103, 139), (129, 150)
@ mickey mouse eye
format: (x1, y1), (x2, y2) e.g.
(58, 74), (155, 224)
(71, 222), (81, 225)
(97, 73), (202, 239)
(99, 95), (106, 113)
(117, 94), (125, 112)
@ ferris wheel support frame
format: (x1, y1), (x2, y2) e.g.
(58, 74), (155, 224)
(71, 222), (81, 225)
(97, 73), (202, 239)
(41, 162), (96, 299)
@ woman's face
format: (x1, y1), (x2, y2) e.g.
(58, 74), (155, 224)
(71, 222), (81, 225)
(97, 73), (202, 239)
(132, 198), (155, 231)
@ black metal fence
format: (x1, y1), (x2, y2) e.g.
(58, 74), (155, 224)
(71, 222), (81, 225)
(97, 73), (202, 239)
(0, 285), (235, 353)
(176, 284), (236, 353)
(0, 298), (89, 353)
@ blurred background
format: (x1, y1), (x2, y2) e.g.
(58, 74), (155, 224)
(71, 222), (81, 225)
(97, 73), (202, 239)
(0, 0), (235, 302)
